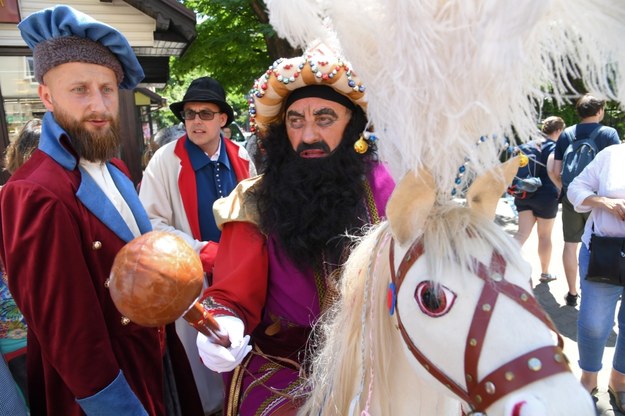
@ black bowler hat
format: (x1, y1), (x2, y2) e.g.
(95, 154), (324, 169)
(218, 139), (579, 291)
(170, 77), (234, 125)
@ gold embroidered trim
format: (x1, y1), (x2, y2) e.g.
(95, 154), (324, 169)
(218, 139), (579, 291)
(226, 353), (253, 416)
(363, 178), (380, 224)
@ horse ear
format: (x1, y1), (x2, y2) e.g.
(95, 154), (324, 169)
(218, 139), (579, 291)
(386, 168), (436, 245)
(466, 156), (520, 219)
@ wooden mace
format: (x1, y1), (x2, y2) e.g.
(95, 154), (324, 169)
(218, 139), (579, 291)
(108, 231), (230, 347)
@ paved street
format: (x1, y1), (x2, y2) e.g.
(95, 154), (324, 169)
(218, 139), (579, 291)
(496, 197), (622, 415)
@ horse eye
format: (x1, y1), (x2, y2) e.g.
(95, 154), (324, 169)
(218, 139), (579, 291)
(414, 281), (456, 317)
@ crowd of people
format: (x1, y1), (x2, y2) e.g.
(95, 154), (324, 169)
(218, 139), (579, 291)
(509, 94), (625, 410)
(561, 96), (624, 411)
(550, 95), (621, 307)
(2, 3), (625, 416)
(511, 95), (621, 305)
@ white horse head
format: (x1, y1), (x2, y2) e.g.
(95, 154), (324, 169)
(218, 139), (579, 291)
(299, 159), (594, 415)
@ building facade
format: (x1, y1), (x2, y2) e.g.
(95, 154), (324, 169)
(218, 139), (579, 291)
(0, 0), (196, 184)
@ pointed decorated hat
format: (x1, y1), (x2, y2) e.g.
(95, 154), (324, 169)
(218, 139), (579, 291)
(248, 42), (367, 134)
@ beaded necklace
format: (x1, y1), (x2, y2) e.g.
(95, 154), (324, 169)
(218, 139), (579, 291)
(450, 134), (512, 198)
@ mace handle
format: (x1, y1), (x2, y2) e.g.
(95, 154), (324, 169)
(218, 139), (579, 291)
(183, 301), (231, 348)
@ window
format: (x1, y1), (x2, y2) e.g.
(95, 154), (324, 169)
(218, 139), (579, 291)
(25, 57), (35, 82)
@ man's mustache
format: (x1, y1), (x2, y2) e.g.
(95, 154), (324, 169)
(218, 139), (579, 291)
(84, 112), (113, 122)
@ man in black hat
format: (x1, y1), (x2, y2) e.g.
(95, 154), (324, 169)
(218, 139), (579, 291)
(139, 76), (256, 414)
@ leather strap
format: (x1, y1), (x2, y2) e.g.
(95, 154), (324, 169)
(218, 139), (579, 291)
(389, 235), (570, 413)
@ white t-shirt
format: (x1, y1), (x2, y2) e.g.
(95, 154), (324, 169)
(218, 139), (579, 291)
(567, 143), (625, 248)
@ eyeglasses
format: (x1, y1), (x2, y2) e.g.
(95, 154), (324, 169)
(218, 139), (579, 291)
(180, 109), (222, 121)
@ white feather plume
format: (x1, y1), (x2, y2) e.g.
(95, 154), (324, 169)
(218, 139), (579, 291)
(265, 0), (337, 51)
(267, 0), (625, 198)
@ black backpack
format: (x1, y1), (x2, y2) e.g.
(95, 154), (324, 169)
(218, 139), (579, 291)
(560, 126), (603, 190)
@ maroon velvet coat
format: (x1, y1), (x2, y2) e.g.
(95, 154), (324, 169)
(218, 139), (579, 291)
(0, 148), (167, 415)
(0, 114), (204, 416)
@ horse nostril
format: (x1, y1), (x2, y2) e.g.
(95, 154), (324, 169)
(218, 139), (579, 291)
(511, 400), (527, 416)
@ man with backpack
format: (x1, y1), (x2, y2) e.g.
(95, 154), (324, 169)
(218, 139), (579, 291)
(550, 94), (620, 306)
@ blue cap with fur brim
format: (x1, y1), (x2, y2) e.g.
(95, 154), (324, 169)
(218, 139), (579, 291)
(18, 5), (144, 90)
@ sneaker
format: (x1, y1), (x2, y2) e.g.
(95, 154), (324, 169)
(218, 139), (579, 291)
(565, 292), (579, 307)
(539, 273), (557, 283)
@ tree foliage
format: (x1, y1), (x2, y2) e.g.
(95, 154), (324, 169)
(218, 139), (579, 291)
(154, 0), (300, 128)
(539, 77), (625, 140)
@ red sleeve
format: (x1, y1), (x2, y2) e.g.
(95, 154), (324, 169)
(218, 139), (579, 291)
(199, 241), (218, 276)
(200, 221), (268, 332)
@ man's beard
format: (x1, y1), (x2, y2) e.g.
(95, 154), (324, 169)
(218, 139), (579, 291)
(54, 108), (121, 162)
(255, 125), (370, 269)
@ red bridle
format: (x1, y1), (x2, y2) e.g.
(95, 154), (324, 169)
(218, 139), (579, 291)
(389, 237), (571, 414)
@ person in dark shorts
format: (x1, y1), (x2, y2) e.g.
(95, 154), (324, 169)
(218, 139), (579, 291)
(513, 116), (564, 285)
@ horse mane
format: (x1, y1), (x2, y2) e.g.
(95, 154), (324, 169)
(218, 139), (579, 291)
(420, 203), (527, 284)
(300, 222), (393, 415)
(300, 202), (526, 415)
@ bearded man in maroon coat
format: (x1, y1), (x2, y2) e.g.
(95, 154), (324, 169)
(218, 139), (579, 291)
(0, 5), (200, 415)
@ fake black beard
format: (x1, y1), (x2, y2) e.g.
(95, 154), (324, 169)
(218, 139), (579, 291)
(255, 125), (372, 270)
(54, 109), (121, 162)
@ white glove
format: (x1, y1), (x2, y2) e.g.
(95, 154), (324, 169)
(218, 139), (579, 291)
(196, 315), (252, 373)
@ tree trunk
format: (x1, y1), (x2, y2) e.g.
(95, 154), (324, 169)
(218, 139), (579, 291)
(250, 0), (301, 60)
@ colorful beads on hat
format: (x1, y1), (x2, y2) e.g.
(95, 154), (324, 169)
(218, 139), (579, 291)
(248, 44), (366, 133)
(248, 96), (257, 133)
(311, 57), (339, 80)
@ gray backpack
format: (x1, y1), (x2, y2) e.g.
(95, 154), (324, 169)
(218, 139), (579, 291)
(560, 126), (603, 190)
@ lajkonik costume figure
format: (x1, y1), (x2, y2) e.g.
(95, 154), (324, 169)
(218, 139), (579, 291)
(195, 43), (395, 414)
